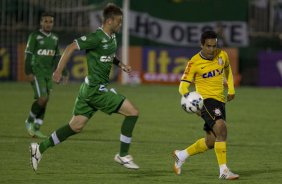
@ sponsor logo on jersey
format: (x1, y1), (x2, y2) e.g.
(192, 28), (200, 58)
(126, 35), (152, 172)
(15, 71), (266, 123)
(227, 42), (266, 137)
(100, 56), (113, 62)
(37, 49), (56, 56)
(202, 68), (223, 78)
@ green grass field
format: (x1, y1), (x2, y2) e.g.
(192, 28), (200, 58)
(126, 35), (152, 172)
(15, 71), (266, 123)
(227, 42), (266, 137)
(0, 82), (282, 184)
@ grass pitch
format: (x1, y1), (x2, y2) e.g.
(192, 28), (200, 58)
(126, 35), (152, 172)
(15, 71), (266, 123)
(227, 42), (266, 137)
(0, 82), (282, 184)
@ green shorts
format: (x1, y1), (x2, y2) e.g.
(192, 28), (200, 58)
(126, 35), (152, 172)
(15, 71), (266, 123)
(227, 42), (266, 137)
(73, 83), (125, 118)
(31, 75), (53, 99)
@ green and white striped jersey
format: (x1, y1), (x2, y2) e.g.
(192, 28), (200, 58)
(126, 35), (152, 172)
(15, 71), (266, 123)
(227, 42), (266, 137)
(25, 30), (60, 76)
(75, 27), (118, 86)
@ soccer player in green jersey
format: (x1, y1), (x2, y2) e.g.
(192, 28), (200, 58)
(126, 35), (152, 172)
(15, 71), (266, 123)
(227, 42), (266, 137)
(30, 4), (140, 172)
(24, 12), (68, 138)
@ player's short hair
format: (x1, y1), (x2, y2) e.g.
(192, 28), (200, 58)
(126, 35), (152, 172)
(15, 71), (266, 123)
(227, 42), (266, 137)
(40, 12), (55, 20)
(103, 3), (123, 22)
(201, 30), (217, 45)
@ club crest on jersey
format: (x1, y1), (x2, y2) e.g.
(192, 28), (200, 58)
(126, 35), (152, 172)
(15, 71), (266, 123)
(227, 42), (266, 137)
(80, 36), (87, 41)
(218, 57), (223, 65)
(52, 35), (58, 40)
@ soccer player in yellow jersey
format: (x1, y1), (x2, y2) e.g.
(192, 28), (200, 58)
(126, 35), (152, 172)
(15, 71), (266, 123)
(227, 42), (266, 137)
(173, 30), (239, 180)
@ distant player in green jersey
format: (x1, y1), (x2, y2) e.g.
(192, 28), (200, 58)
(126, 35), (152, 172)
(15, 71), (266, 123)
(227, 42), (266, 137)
(24, 12), (68, 138)
(30, 4), (140, 172)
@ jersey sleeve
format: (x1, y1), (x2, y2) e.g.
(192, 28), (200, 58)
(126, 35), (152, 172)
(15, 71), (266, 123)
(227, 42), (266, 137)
(179, 60), (196, 95)
(25, 33), (36, 54)
(181, 60), (196, 83)
(74, 33), (100, 50)
(24, 33), (36, 74)
(223, 52), (235, 94)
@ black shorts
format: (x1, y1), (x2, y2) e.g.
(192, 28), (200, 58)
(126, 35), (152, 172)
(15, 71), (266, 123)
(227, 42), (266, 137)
(200, 98), (226, 132)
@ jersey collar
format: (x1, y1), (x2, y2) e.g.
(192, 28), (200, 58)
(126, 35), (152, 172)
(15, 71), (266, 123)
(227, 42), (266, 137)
(99, 27), (114, 39)
(199, 49), (221, 61)
(39, 29), (51, 37)
(200, 51), (213, 61)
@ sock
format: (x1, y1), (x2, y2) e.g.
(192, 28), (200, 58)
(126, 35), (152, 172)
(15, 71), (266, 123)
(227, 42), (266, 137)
(34, 119), (43, 130)
(27, 101), (44, 122)
(27, 111), (36, 123)
(119, 116), (138, 157)
(186, 138), (209, 156)
(178, 150), (189, 161)
(37, 107), (46, 120)
(39, 124), (76, 154)
(214, 141), (227, 166)
(219, 164), (228, 174)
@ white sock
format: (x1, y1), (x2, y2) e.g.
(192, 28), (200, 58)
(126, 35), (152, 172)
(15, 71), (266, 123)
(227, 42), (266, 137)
(178, 150), (189, 161)
(35, 119), (43, 125)
(220, 164), (228, 174)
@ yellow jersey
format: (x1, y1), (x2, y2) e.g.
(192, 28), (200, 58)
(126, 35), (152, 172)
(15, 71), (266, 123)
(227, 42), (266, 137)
(180, 49), (235, 103)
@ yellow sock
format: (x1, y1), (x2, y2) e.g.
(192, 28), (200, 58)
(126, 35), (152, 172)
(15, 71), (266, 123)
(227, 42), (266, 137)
(214, 141), (227, 166)
(186, 138), (208, 156)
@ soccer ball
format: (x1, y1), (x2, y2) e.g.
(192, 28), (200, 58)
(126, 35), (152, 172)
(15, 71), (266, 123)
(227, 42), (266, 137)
(181, 92), (204, 113)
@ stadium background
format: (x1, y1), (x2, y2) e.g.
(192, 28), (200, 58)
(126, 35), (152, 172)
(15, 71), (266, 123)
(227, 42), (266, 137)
(1, 0), (282, 87)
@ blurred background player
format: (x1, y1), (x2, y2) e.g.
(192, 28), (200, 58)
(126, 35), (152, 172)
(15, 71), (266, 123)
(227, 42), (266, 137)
(173, 30), (239, 180)
(29, 3), (140, 172)
(24, 12), (68, 138)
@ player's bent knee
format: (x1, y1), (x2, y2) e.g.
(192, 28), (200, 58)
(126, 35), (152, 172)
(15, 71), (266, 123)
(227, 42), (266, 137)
(130, 108), (139, 116)
(70, 123), (84, 133)
(37, 97), (48, 106)
(69, 116), (88, 133)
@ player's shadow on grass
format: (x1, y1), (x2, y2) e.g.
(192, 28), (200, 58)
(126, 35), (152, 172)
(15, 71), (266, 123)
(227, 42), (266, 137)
(94, 169), (173, 177)
(238, 168), (282, 177)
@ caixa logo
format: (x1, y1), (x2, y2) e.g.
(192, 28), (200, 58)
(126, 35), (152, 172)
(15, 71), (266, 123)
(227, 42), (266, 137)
(100, 56), (113, 62)
(202, 68), (224, 78)
(37, 49), (55, 56)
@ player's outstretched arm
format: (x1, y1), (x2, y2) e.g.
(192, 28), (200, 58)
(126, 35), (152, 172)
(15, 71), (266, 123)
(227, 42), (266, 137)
(53, 42), (78, 83)
(113, 57), (132, 74)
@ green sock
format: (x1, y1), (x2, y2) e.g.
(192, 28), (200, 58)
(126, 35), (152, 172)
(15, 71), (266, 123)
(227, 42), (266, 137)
(34, 123), (41, 130)
(39, 124), (76, 154)
(119, 116), (138, 157)
(37, 107), (46, 120)
(27, 101), (44, 122)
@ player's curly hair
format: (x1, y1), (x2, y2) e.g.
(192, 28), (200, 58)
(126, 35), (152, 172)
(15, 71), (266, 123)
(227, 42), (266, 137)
(201, 30), (217, 45)
(103, 3), (123, 22)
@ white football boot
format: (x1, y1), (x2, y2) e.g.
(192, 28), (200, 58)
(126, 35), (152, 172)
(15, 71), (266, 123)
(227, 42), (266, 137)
(173, 150), (185, 175)
(219, 168), (239, 180)
(114, 154), (139, 169)
(30, 143), (42, 172)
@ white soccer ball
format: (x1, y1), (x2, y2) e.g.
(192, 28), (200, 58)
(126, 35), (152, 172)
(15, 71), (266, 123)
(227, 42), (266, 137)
(181, 91), (204, 113)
